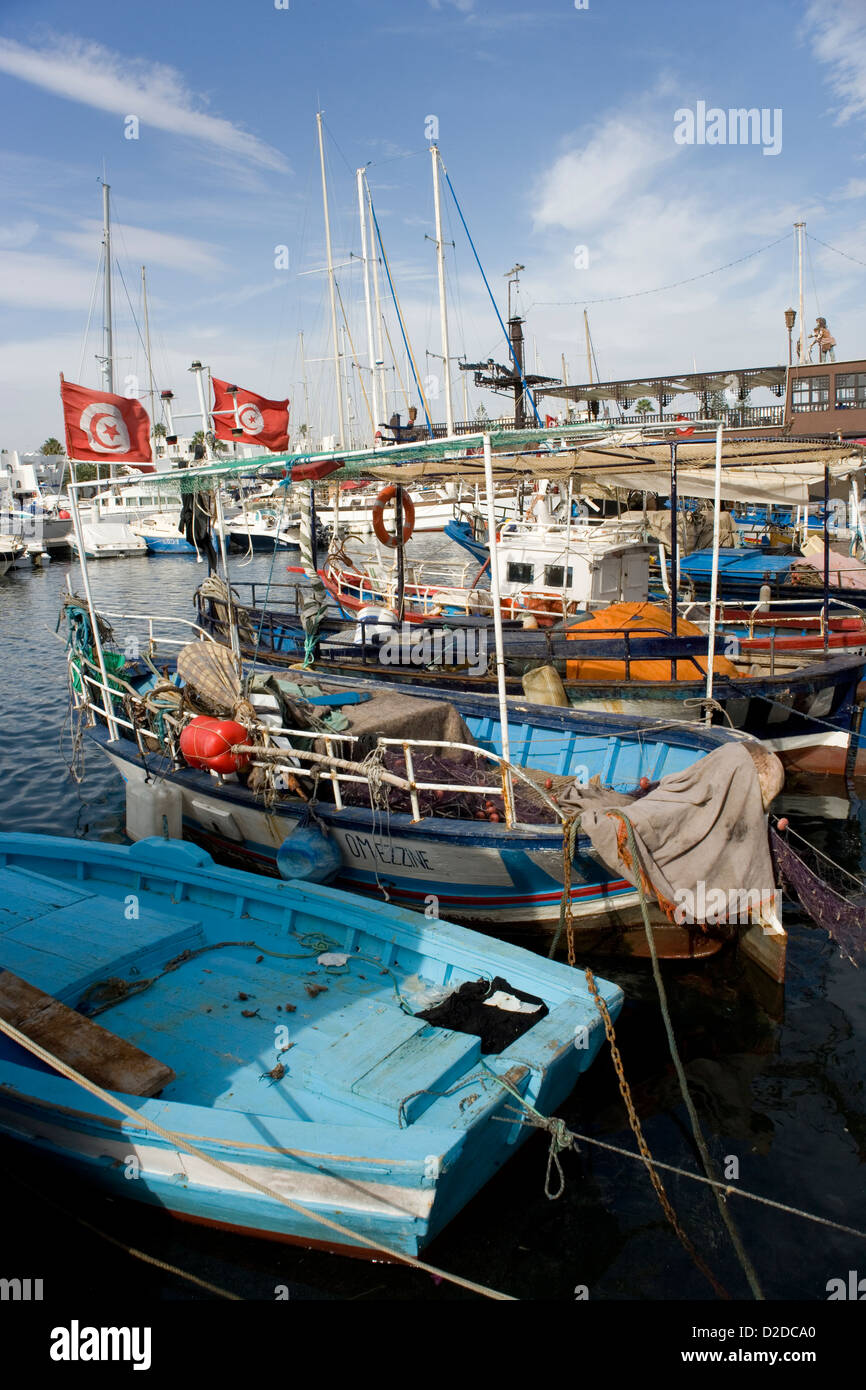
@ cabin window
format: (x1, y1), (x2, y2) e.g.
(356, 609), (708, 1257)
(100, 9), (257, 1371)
(544, 565), (574, 588)
(835, 373), (866, 409)
(507, 561), (534, 584)
(791, 375), (830, 412)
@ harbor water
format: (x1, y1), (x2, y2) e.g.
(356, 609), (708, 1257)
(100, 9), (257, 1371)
(1, 551), (865, 1302)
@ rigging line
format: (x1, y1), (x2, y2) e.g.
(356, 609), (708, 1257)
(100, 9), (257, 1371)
(367, 193), (433, 430)
(114, 258), (151, 373)
(381, 314), (412, 411)
(439, 160), (543, 428)
(78, 245), (105, 383)
(335, 280), (375, 433)
(534, 234), (790, 308)
(807, 232), (866, 271)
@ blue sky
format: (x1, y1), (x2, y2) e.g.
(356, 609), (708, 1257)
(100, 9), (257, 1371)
(1, 0), (866, 450)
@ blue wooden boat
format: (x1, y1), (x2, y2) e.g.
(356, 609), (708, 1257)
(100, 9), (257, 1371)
(68, 618), (763, 955)
(196, 586), (865, 767)
(0, 832), (622, 1258)
(676, 547), (866, 610)
(444, 517), (489, 565)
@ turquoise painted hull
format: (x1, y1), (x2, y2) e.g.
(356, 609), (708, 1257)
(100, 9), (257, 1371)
(0, 834), (622, 1257)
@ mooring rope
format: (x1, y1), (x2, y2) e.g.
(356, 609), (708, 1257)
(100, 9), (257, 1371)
(607, 808), (765, 1300)
(545, 814), (731, 1297)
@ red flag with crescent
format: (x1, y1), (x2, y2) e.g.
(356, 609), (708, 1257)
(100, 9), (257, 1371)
(60, 378), (152, 467)
(212, 378), (289, 452)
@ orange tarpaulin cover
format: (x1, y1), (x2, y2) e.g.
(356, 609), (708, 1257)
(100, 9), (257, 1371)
(564, 602), (741, 682)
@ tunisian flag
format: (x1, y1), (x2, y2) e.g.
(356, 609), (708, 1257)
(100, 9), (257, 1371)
(60, 377), (152, 468)
(212, 378), (289, 452)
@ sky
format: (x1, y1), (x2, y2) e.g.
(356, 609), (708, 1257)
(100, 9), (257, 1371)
(1, 0), (866, 452)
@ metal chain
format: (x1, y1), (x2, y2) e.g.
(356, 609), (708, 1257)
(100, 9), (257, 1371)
(583, 966), (730, 1300)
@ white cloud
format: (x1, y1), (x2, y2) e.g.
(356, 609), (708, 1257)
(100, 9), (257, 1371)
(0, 220), (40, 249)
(0, 36), (289, 172)
(0, 251), (95, 310)
(532, 112), (679, 233)
(804, 0), (866, 124)
(56, 221), (224, 275)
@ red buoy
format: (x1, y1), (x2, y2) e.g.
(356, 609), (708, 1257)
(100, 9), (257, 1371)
(179, 716), (250, 775)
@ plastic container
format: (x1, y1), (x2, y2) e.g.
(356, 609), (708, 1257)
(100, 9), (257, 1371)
(126, 778), (183, 842)
(521, 664), (569, 707)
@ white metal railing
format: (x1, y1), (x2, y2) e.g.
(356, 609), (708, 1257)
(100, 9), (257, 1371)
(68, 654), (565, 829)
(678, 595), (864, 639)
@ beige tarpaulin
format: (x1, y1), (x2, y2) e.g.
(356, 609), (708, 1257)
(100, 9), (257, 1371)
(358, 438), (863, 505)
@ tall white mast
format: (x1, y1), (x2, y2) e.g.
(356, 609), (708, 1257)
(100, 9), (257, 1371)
(299, 330), (312, 450)
(317, 112), (345, 448)
(796, 221), (807, 365)
(101, 182), (114, 394)
(141, 266), (156, 444)
(357, 168), (381, 435)
(368, 191), (387, 422)
(431, 144), (454, 436)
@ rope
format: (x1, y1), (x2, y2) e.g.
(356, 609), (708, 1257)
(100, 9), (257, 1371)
(489, 1109), (866, 1245)
(0, 1013), (514, 1300)
(608, 809), (765, 1301)
(547, 816), (580, 961)
(542, 807), (729, 1294)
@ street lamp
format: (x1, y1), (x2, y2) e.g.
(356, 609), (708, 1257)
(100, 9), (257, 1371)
(785, 308), (796, 367)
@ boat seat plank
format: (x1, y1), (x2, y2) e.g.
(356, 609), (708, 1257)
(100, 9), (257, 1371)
(306, 1009), (480, 1124)
(0, 969), (175, 1098)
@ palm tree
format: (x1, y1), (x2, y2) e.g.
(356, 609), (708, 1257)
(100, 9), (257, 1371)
(192, 430), (227, 457)
(40, 437), (65, 455)
(634, 399), (653, 417)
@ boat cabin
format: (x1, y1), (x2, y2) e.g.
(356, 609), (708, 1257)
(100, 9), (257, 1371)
(496, 522), (653, 609)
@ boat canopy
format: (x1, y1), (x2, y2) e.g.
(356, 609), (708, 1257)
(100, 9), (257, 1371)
(95, 429), (863, 509)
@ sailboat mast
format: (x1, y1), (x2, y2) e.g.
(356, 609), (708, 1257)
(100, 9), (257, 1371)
(357, 168), (381, 436)
(317, 112), (345, 449)
(368, 191), (387, 422)
(299, 331), (312, 449)
(584, 309), (592, 385)
(796, 221), (807, 365)
(141, 265), (156, 446)
(101, 182), (114, 394)
(431, 145), (454, 436)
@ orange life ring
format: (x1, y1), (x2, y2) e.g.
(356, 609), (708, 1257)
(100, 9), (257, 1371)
(372, 485), (415, 548)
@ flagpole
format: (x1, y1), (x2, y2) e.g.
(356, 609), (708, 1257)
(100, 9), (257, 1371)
(68, 467), (120, 742)
(317, 111), (345, 449)
(101, 181), (115, 481)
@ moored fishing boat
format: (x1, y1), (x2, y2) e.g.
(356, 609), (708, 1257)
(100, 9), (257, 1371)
(0, 831), (622, 1258)
(63, 605), (785, 963)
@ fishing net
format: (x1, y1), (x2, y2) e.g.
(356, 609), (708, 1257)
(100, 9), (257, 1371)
(335, 747), (556, 824)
